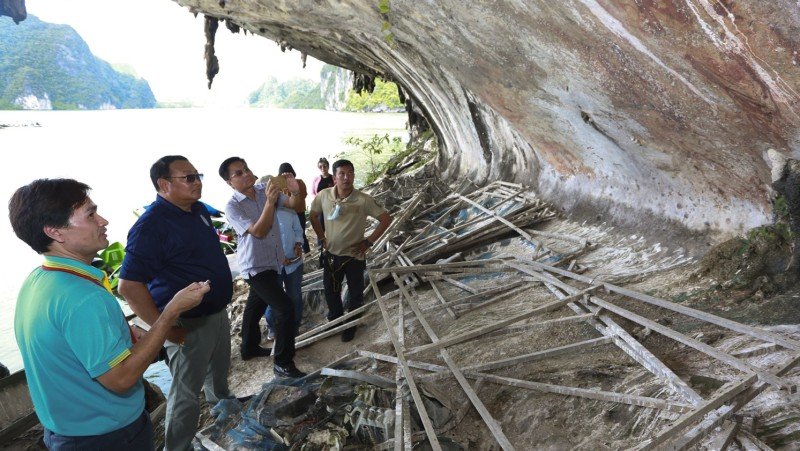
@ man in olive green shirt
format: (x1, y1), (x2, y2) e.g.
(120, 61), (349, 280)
(309, 159), (391, 342)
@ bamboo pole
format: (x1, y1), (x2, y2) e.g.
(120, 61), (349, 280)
(390, 272), (516, 451)
(368, 276), (443, 451)
(429, 281), (457, 319)
(669, 352), (800, 450)
(414, 280), (526, 316)
(464, 336), (613, 373)
(585, 296), (794, 392)
(634, 375), (758, 450)
(405, 286), (600, 356)
(296, 299), (377, 341)
(295, 315), (370, 349)
(523, 259), (800, 353)
(475, 373), (691, 414)
(508, 261), (707, 407)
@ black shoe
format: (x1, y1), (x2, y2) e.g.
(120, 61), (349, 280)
(341, 325), (357, 342)
(273, 363), (307, 378)
(241, 346), (271, 361)
(236, 394), (254, 403)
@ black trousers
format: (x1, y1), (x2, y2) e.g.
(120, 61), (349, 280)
(322, 253), (366, 320)
(243, 269), (296, 366)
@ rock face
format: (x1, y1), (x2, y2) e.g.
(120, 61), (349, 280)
(5, 1), (799, 239)
(320, 64), (352, 111)
(0, 14), (157, 110)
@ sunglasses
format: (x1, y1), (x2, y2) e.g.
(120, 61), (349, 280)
(165, 173), (204, 183)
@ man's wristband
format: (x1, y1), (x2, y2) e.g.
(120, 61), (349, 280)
(363, 238), (373, 248)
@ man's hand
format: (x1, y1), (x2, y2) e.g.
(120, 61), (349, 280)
(166, 327), (187, 345)
(294, 242), (303, 257)
(163, 281), (210, 318)
(266, 183), (280, 205)
(352, 239), (370, 257)
(284, 173), (300, 194)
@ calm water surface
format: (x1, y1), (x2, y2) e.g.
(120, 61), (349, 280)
(0, 107), (406, 372)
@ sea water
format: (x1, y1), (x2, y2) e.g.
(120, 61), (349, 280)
(0, 107), (406, 373)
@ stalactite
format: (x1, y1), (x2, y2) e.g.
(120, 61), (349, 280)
(352, 73), (376, 95)
(0, 0), (26, 24)
(225, 19), (240, 34)
(204, 15), (220, 89)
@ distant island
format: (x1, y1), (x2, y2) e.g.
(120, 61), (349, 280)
(0, 15), (156, 110)
(248, 64), (404, 112)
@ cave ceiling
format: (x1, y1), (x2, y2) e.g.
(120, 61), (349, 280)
(3, 0), (799, 239)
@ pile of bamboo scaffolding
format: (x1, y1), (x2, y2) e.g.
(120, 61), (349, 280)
(277, 181), (798, 449)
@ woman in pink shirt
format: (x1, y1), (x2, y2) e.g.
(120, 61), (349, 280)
(311, 157), (335, 195)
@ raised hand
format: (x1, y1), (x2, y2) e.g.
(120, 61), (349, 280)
(168, 281), (211, 314)
(285, 173), (300, 193)
(266, 183), (280, 205)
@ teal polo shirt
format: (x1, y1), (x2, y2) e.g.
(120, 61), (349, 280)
(14, 255), (144, 436)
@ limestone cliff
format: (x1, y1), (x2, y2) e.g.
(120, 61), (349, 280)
(4, 1), (799, 240)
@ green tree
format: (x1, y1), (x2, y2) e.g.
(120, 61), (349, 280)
(0, 14), (156, 109)
(340, 133), (405, 186)
(344, 78), (404, 112)
(248, 77), (324, 109)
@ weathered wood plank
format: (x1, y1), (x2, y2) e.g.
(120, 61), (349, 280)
(586, 296), (794, 392)
(475, 373), (692, 414)
(508, 262), (716, 407)
(524, 259), (800, 352)
(464, 336), (613, 373)
(670, 352), (800, 450)
(405, 286), (599, 356)
(391, 272), (515, 451)
(731, 342), (781, 359)
(635, 374), (758, 450)
(368, 276), (443, 451)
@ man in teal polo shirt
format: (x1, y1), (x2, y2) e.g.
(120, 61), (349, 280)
(10, 178), (209, 450)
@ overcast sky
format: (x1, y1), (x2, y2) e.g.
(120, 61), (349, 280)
(24, 0), (325, 106)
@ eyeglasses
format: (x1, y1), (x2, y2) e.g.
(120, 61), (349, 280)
(165, 173), (204, 183)
(230, 167), (252, 179)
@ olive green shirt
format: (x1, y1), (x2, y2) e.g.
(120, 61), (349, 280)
(310, 187), (386, 257)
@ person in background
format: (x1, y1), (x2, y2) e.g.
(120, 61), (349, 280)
(311, 157), (335, 256)
(309, 159), (392, 342)
(264, 201), (305, 341)
(311, 157), (335, 196)
(278, 162), (310, 253)
(219, 157), (307, 379)
(10, 178), (209, 451)
(118, 156), (234, 451)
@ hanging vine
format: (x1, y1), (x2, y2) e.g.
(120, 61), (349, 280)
(378, 0), (396, 48)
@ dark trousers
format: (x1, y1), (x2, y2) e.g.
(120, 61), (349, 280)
(322, 253), (366, 320)
(298, 212), (310, 253)
(244, 269), (296, 366)
(43, 410), (152, 450)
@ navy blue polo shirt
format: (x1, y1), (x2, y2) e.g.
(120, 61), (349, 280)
(120, 195), (233, 318)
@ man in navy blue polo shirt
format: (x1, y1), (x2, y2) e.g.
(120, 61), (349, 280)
(119, 156), (234, 451)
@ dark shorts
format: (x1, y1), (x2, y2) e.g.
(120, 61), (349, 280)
(43, 409), (153, 451)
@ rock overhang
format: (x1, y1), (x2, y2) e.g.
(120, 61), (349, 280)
(4, 0), (798, 244)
